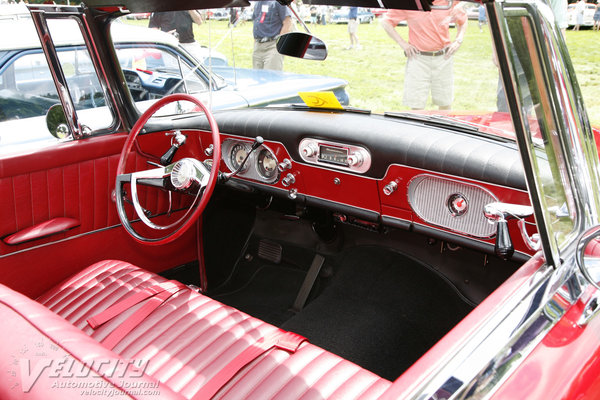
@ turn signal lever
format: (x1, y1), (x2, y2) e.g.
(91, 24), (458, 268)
(484, 202), (535, 260)
(160, 131), (187, 165)
(219, 136), (264, 183)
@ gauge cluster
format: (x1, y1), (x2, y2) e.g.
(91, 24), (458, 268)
(222, 139), (280, 184)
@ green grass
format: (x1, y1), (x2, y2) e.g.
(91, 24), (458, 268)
(126, 18), (600, 125)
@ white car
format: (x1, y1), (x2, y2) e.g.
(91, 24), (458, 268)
(566, 2), (597, 27)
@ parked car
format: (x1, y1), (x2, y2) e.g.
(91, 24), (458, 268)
(0, 17), (348, 152)
(1, 1), (600, 399)
(206, 8), (230, 20)
(330, 7), (375, 23)
(566, 2), (597, 27)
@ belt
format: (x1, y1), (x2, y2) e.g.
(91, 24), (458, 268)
(418, 47), (448, 56)
(256, 37), (277, 43)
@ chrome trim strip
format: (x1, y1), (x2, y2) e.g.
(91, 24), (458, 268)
(29, 10), (82, 138)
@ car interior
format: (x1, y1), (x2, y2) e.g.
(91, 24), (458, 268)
(0, 0), (562, 398)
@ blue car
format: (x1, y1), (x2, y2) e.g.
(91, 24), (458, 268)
(0, 17), (348, 152)
(331, 7), (375, 23)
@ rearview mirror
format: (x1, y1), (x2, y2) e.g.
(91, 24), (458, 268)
(277, 32), (327, 61)
(577, 226), (600, 289)
(46, 104), (71, 139)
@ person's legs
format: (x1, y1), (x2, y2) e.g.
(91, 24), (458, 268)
(262, 41), (284, 70)
(431, 55), (454, 110)
(346, 20), (359, 49)
(253, 41), (266, 69)
(403, 55), (431, 110)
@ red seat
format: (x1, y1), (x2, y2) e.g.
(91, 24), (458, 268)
(1, 260), (391, 399)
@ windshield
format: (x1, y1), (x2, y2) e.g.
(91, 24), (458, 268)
(112, 4), (516, 135)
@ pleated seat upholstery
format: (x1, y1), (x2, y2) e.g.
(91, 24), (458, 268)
(25, 260), (392, 399)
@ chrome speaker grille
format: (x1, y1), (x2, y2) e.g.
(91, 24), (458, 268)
(408, 175), (498, 238)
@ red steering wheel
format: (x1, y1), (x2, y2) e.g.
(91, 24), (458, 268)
(115, 94), (221, 245)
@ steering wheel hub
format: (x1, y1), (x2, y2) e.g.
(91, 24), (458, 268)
(171, 159), (197, 190)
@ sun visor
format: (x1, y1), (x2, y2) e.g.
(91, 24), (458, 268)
(298, 0), (432, 11)
(85, 0), (430, 13)
(85, 0), (250, 13)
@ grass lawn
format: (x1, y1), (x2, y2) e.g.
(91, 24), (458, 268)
(127, 17), (600, 126)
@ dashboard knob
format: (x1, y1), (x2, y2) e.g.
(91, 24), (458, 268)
(282, 173), (296, 187)
(347, 151), (364, 167)
(383, 181), (398, 196)
(278, 158), (292, 172)
(301, 143), (318, 158)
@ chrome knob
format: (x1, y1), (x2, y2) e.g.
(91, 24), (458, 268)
(347, 151), (364, 167)
(278, 158), (292, 172)
(301, 143), (318, 158)
(383, 181), (398, 196)
(282, 173), (296, 187)
(204, 144), (214, 157)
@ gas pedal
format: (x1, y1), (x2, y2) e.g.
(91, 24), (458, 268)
(257, 239), (283, 264)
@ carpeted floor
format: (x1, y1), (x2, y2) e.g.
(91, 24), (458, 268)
(205, 243), (473, 381)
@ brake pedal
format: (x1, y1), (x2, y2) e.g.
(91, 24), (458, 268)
(257, 239), (283, 264)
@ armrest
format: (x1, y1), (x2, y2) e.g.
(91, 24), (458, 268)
(3, 217), (80, 245)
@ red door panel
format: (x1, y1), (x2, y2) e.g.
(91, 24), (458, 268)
(0, 132), (199, 296)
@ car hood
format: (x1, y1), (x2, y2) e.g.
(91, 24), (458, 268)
(211, 66), (348, 106)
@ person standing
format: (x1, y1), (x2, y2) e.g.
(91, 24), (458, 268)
(252, 1), (292, 70)
(477, 4), (486, 31)
(345, 7), (361, 49)
(593, 3), (600, 31)
(149, 11), (204, 60)
(381, 0), (467, 110)
(574, 0), (586, 31)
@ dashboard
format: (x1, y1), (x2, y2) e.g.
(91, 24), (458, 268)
(165, 108), (534, 260)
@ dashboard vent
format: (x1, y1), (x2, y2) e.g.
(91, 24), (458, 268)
(408, 175), (497, 238)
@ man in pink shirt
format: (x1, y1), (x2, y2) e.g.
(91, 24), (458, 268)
(381, 1), (467, 110)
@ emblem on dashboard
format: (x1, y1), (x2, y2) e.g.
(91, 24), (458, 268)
(447, 193), (468, 217)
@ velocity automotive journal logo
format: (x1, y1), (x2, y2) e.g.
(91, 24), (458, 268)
(6, 337), (160, 397)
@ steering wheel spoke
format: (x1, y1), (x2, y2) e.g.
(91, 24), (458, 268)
(115, 94), (221, 245)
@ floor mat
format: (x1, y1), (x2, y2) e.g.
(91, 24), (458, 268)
(281, 246), (473, 381)
(212, 262), (307, 326)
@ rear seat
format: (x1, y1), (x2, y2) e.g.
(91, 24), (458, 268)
(3, 260), (391, 399)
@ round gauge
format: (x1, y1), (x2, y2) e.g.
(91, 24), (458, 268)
(256, 149), (278, 180)
(230, 143), (250, 172)
(447, 193), (468, 217)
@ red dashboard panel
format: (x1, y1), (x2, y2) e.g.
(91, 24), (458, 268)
(201, 132), (535, 257)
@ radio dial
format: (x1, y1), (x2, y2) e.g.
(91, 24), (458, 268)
(302, 143), (318, 158)
(347, 151), (364, 167)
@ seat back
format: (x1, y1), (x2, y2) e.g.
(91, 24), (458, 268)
(0, 283), (182, 400)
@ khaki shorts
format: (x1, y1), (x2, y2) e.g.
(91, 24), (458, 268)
(403, 53), (453, 109)
(348, 19), (358, 34)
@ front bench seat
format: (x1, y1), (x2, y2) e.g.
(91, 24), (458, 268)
(2, 260), (391, 399)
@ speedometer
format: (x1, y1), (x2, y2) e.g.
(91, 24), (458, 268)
(230, 143), (249, 172)
(256, 149), (278, 180)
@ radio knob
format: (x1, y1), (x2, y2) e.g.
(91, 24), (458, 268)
(282, 173), (296, 187)
(347, 151), (364, 167)
(383, 181), (398, 196)
(301, 143), (318, 158)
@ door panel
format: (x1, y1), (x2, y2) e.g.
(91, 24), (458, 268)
(0, 132), (199, 297)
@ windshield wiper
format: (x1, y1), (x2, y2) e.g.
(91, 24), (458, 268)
(385, 111), (479, 131)
(384, 111), (514, 143)
(286, 103), (371, 114)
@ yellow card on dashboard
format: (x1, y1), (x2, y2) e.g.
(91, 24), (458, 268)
(299, 92), (344, 110)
